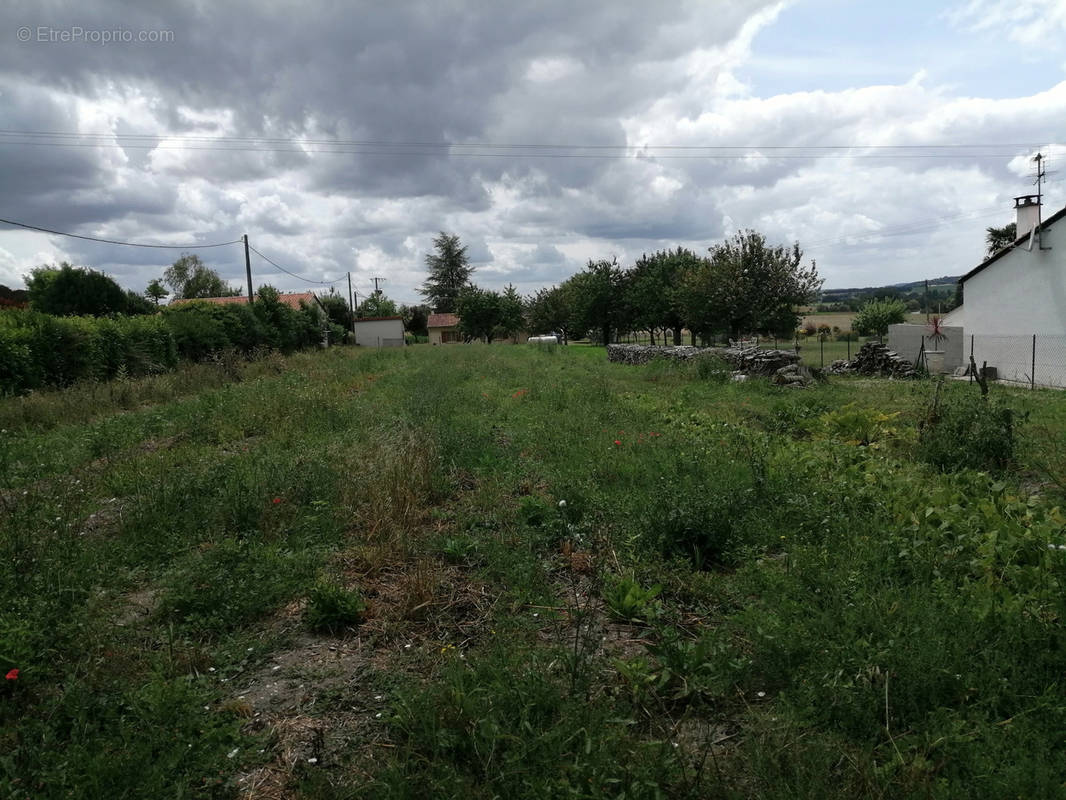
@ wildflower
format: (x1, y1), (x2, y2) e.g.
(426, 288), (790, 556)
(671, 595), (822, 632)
(614, 440), (622, 446)
(5, 669), (18, 681)
(272, 497), (282, 505)
(558, 500), (567, 508)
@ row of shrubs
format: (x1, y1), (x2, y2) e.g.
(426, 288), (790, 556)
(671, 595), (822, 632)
(0, 291), (346, 395)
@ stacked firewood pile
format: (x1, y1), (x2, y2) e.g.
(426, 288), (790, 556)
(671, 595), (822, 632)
(828, 341), (917, 378)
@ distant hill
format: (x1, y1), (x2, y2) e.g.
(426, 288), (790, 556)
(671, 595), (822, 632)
(817, 275), (961, 313)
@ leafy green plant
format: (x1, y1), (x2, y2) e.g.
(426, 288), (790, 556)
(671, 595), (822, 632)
(646, 628), (732, 702)
(918, 392), (1015, 472)
(603, 574), (661, 622)
(820, 403), (900, 447)
(438, 535), (479, 565)
(304, 581), (366, 634)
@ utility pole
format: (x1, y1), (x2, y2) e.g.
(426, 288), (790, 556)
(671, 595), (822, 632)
(1034, 153), (1052, 250)
(371, 276), (385, 295)
(347, 272), (355, 333)
(243, 234), (254, 304)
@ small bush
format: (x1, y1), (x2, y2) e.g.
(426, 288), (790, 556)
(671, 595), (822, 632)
(918, 391), (1015, 472)
(305, 581), (366, 634)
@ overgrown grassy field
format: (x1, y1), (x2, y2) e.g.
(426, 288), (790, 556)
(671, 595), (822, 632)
(4, 344), (1066, 798)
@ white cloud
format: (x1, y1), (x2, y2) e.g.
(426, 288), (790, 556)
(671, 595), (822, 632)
(949, 0), (1066, 49)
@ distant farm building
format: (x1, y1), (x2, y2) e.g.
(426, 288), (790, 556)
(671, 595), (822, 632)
(353, 315), (405, 347)
(428, 313), (462, 344)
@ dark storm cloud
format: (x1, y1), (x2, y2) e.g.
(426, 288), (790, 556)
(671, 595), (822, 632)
(8, 1), (1055, 296)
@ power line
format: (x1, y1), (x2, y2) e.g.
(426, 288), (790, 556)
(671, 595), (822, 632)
(247, 244), (343, 286)
(0, 134), (1051, 161)
(0, 216), (242, 249)
(0, 128), (1050, 151)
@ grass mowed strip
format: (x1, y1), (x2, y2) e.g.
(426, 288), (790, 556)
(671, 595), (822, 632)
(3, 344), (1066, 797)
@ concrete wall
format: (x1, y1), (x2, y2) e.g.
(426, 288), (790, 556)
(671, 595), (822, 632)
(964, 217), (1066, 336)
(354, 318), (404, 347)
(887, 324), (964, 373)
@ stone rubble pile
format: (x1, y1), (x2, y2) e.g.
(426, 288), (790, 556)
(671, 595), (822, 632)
(605, 344), (706, 365)
(772, 363), (815, 388)
(827, 341), (917, 378)
(606, 344), (809, 386)
(718, 347), (801, 376)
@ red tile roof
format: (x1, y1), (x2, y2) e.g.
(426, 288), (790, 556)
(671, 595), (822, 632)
(427, 313), (460, 328)
(170, 292), (315, 310)
(354, 315), (404, 322)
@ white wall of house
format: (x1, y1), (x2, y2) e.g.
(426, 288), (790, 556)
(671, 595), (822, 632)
(354, 318), (404, 347)
(960, 214), (1066, 386)
(429, 326), (461, 344)
(964, 221), (1066, 336)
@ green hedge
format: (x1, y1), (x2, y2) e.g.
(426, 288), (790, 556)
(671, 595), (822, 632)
(0, 297), (336, 395)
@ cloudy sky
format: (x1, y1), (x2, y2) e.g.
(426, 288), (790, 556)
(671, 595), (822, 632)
(1, 0), (1064, 304)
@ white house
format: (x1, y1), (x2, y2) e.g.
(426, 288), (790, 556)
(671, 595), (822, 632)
(954, 195), (1066, 386)
(353, 315), (405, 347)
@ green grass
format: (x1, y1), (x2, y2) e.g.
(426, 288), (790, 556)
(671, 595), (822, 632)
(3, 343), (1066, 797)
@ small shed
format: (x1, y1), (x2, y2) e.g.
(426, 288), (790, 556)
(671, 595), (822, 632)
(353, 316), (405, 347)
(428, 313), (462, 344)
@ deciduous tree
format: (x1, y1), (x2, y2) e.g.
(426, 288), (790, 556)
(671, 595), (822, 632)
(566, 258), (627, 345)
(163, 254), (240, 299)
(853, 297), (908, 338)
(145, 278), (169, 305)
(455, 286), (502, 342)
(25, 262), (127, 316)
(679, 231), (821, 339)
(526, 285), (576, 344)
(627, 248), (698, 345)
(357, 292), (398, 318)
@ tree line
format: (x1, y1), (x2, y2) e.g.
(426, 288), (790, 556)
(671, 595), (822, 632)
(419, 230), (823, 344)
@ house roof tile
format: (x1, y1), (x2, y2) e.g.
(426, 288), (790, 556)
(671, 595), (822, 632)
(170, 292), (315, 310)
(427, 313), (460, 328)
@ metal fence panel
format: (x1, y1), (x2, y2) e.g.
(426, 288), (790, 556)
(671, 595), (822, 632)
(971, 334), (1066, 388)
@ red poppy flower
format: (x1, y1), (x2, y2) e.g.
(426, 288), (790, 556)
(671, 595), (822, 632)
(272, 497), (282, 505)
(5, 668), (18, 681)
(614, 440), (622, 446)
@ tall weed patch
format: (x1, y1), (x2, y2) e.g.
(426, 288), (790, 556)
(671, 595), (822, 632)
(918, 390), (1015, 472)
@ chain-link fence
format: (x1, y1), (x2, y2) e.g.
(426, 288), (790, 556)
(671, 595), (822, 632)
(970, 334), (1066, 389)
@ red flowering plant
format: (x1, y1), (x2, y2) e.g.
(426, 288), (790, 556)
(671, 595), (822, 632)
(5, 668), (18, 681)
(927, 315), (949, 350)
